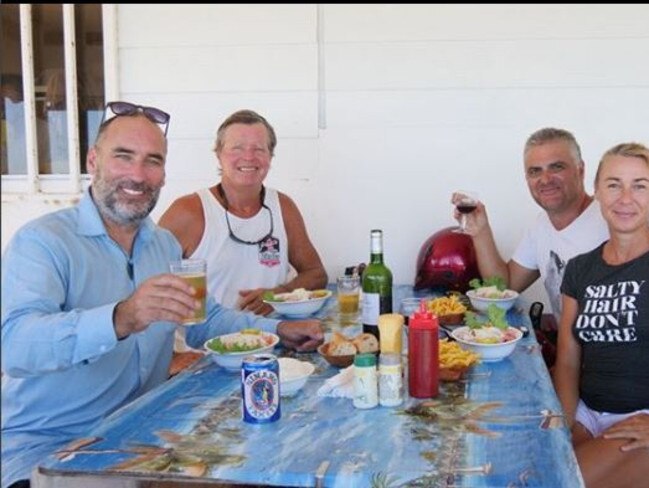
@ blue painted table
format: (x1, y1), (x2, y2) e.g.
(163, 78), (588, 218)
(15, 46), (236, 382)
(37, 286), (584, 487)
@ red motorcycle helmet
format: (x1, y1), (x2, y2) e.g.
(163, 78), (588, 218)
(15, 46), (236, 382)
(414, 226), (480, 293)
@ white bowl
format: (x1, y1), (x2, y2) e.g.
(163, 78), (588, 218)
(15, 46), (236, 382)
(263, 289), (332, 319)
(278, 357), (315, 397)
(466, 289), (519, 313)
(451, 326), (523, 362)
(203, 331), (280, 371)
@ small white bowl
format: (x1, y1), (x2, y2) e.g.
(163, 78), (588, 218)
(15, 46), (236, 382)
(203, 331), (280, 371)
(278, 357), (315, 397)
(451, 326), (523, 362)
(466, 289), (519, 313)
(263, 289), (332, 319)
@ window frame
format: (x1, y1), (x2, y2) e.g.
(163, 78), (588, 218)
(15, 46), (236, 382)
(1, 4), (117, 198)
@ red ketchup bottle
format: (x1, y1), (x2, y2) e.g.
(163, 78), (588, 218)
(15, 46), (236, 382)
(407, 302), (439, 398)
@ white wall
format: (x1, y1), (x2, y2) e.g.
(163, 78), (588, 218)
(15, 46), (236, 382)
(3, 4), (649, 311)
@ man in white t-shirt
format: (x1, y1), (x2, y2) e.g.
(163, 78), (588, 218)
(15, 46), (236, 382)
(451, 128), (609, 321)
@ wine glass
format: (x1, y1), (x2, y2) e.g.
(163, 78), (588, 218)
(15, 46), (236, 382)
(453, 191), (479, 233)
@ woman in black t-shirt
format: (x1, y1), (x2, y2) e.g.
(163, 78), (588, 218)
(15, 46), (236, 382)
(555, 142), (649, 487)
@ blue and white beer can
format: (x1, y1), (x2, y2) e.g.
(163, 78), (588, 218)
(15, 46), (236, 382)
(241, 353), (281, 424)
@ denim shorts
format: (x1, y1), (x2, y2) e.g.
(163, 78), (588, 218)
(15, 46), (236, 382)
(575, 399), (649, 438)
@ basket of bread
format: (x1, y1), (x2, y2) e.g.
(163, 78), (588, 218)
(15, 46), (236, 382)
(318, 332), (379, 368)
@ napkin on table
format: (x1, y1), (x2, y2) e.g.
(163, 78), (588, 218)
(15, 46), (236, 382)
(316, 365), (354, 398)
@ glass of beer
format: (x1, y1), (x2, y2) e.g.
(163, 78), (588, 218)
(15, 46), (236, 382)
(169, 259), (207, 325)
(337, 275), (361, 317)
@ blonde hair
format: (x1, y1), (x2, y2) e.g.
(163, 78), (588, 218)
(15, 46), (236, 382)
(595, 142), (649, 184)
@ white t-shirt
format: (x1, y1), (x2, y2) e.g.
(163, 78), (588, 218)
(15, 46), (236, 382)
(511, 200), (609, 319)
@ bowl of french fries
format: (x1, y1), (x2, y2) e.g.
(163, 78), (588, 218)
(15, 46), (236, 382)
(426, 295), (467, 326)
(439, 339), (480, 381)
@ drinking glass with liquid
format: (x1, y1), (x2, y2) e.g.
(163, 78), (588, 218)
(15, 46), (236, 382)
(169, 258), (207, 325)
(453, 190), (479, 233)
(337, 275), (361, 316)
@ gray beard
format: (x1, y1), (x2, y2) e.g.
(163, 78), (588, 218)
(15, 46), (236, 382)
(91, 181), (160, 227)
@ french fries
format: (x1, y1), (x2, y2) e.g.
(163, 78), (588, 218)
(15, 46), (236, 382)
(427, 295), (467, 316)
(439, 339), (480, 370)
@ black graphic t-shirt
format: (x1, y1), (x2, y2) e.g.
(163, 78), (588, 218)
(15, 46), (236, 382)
(561, 243), (649, 413)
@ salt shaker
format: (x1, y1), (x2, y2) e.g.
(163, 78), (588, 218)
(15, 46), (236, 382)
(379, 353), (403, 407)
(407, 302), (439, 398)
(353, 353), (378, 409)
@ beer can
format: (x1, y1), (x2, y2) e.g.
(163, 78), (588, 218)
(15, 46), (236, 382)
(241, 353), (281, 424)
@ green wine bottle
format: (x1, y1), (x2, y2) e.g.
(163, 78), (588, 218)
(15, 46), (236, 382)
(361, 229), (393, 340)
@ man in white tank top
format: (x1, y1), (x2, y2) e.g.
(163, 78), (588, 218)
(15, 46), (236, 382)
(160, 110), (327, 352)
(450, 128), (609, 322)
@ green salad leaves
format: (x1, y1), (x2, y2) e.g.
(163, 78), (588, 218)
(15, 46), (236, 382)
(262, 289), (329, 303)
(465, 304), (509, 330)
(207, 329), (267, 354)
(469, 276), (507, 291)
(263, 290), (278, 302)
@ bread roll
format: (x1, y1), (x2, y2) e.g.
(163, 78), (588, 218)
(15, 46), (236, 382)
(352, 333), (379, 354)
(330, 332), (349, 346)
(327, 340), (357, 356)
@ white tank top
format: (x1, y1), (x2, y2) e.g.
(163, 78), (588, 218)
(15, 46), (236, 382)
(191, 187), (290, 308)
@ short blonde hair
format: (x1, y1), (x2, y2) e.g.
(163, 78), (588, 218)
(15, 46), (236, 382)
(595, 142), (649, 184)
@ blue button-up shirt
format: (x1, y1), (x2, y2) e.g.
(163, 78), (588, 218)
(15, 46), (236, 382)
(1, 190), (279, 487)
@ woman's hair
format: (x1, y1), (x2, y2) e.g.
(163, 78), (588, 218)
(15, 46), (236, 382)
(214, 109), (277, 157)
(595, 142), (649, 184)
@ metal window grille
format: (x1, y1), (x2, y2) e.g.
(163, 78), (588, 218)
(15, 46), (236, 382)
(1, 4), (116, 195)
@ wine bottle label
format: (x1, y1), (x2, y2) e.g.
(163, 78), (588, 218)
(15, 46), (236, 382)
(361, 292), (380, 326)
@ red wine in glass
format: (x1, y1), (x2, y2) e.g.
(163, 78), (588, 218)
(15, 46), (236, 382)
(456, 203), (477, 214)
(453, 191), (479, 233)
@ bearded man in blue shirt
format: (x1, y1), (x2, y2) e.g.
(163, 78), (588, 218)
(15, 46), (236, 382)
(0, 102), (324, 488)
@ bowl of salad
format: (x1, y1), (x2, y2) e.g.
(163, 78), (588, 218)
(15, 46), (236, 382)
(263, 288), (332, 319)
(466, 277), (519, 312)
(450, 305), (523, 362)
(204, 329), (280, 370)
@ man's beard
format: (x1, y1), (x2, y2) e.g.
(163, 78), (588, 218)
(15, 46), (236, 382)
(92, 169), (161, 227)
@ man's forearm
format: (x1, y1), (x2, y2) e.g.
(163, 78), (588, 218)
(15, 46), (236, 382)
(472, 227), (510, 285)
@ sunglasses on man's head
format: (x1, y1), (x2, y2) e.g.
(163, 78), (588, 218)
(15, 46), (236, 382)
(102, 101), (171, 136)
